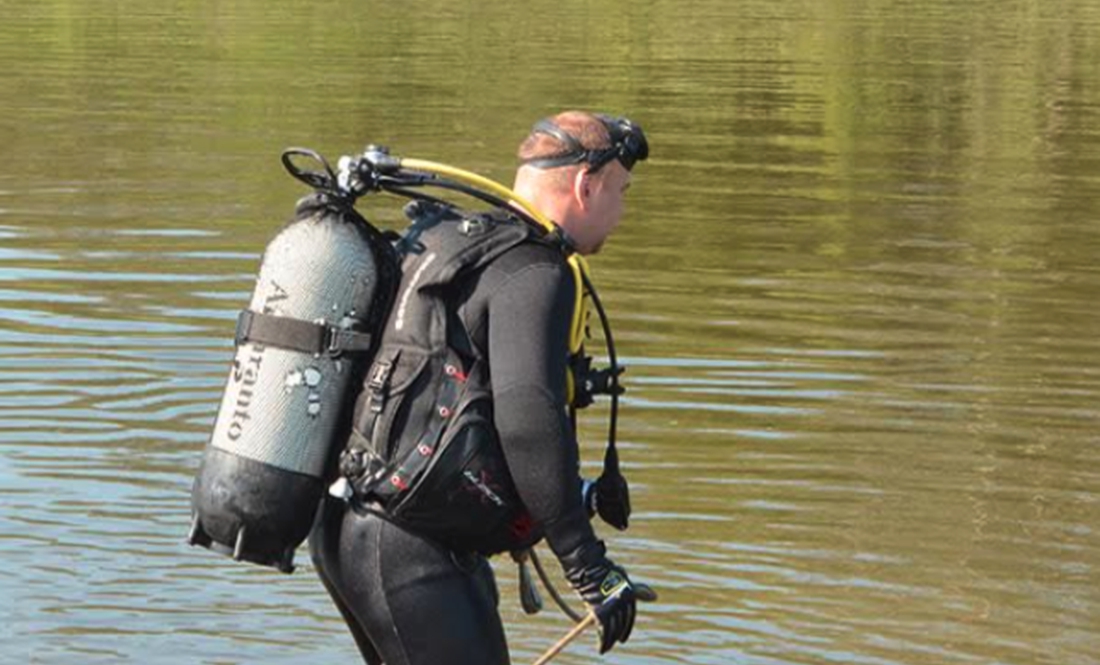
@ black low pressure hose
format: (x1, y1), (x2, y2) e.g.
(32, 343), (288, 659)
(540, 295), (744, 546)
(384, 174), (521, 213)
(579, 270), (622, 479)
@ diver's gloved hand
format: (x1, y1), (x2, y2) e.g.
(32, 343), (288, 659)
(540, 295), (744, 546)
(560, 540), (637, 654)
(582, 472), (632, 531)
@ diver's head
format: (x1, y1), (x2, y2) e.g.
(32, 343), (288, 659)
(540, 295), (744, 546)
(513, 111), (648, 255)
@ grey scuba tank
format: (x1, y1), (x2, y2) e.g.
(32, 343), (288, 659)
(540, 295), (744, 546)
(188, 196), (394, 573)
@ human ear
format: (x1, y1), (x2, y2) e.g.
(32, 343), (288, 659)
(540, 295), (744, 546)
(572, 169), (591, 210)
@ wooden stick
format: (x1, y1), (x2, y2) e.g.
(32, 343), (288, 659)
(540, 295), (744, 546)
(531, 612), (597, 665)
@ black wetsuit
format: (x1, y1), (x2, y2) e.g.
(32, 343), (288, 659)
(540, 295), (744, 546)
(310, 239), (599, 665)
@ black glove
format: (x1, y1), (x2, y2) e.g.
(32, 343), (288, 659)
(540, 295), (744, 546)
(560, 541), (637, 654)
(583, 472), (632, 531)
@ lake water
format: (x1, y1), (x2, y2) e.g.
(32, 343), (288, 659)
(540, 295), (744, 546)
(2, 1), (1099, 663)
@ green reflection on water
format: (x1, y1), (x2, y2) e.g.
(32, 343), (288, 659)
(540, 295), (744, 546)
(2, 1), (1099, 663)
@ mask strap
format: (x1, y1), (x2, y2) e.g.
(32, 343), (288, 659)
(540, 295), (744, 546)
(520, 120), (618, 172)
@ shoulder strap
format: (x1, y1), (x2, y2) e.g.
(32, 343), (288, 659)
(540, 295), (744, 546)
(385, 206), (535, 351)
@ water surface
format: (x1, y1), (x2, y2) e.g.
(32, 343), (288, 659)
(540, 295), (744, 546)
(2, 1), (1099, 663)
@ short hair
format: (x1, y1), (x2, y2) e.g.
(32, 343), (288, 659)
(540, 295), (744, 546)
(516, 111), (613, 186)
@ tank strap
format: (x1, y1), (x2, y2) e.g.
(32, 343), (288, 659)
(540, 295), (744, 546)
(235, 310), (373, 356)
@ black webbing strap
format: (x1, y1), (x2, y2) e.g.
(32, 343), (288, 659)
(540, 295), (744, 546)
(235, 309), (373, 356)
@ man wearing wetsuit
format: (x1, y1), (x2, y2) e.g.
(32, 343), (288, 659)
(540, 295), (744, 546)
(310, 110), (647, 665)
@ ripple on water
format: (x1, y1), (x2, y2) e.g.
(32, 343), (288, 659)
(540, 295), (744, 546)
(3, 1), (1100, 662)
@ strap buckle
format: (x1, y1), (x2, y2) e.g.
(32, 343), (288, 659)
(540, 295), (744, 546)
(326, 327), (373, 358)
(367, 360), (394, 413)
(234, 310), (255, 347)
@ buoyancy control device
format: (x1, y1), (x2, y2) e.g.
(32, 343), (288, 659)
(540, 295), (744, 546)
(336, 201), (543, 555)
(188, 145), (627, 572)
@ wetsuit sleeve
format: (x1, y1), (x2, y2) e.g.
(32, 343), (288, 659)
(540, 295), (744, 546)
(486, 261), (599, 557)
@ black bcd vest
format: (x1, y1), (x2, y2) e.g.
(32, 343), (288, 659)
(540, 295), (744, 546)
(339, 200), (551, 554)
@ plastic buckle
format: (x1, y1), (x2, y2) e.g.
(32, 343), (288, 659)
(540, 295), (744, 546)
(329, 328), (372, 357)
(325, 327), (343, 357)
(367, 361), (393, 413)
(234, 310), (254, 347)
(368, 361), (392, 390)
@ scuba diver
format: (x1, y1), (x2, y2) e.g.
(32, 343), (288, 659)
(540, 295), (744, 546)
(308, 110), (649, 665)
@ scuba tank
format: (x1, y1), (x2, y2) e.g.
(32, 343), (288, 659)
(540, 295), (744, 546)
(188, 152), (398, 573)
